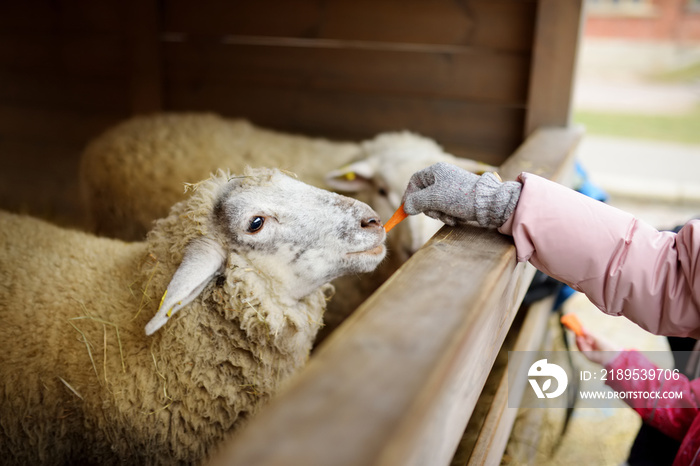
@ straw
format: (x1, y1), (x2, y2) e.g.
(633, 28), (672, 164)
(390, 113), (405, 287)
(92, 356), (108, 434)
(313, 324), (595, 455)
(58, 377), (84, 400)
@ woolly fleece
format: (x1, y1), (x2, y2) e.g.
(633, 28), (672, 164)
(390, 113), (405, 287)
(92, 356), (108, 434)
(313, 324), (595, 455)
(0, 168), (374, 465)
(80, 113), (360, 240)
(78, 113), (495, 338)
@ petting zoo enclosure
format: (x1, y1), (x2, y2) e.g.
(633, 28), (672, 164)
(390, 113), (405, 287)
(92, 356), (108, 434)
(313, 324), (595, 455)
(0, 0), (584, 464)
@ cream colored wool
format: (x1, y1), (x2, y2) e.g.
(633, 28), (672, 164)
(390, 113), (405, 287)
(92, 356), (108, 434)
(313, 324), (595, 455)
(80, 113), (361, 240)
(80, 113), (494, 249)
(0, 168), (384, 465)
(79, 113), (495, 337)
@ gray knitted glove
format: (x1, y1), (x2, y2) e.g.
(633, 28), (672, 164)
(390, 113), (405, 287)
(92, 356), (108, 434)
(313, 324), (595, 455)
(402, 162), (522, 228)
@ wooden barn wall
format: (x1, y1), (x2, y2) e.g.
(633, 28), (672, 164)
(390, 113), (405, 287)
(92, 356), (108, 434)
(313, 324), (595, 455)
(160, 0), (537, 162)
(0, 0), (132, 224)
(0, 0), (537, 225)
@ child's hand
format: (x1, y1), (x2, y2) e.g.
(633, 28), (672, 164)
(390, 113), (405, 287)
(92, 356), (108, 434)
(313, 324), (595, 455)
(402, 162), (521, 228)
(575, 332), (621, 366)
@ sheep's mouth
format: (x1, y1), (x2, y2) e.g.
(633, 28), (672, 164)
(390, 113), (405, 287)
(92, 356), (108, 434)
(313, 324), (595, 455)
(347, 244), (385, 256)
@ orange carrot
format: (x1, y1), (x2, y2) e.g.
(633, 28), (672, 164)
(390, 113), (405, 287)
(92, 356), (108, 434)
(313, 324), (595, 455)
(384, 203), (409, 233)
(560, 313), (585, 337)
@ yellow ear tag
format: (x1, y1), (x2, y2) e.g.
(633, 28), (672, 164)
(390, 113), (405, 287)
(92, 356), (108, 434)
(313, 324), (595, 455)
(344, 172), (356, 181)
(158, 290), (176, 318)
(167, 302), (181, 317)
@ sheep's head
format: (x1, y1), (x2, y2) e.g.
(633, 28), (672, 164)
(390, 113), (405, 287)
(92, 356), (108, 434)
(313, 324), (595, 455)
(325, 132), (497, 259)
(145, 168), (386, 335)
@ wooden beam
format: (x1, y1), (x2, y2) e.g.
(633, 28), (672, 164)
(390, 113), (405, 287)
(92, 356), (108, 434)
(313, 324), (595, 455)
(525, 0), (584, 136)
(207, 126), (583, 466)
(163, 39), (531, 105)
(464, 297), (554, 466)
(166, 82), (526, 164)
(163, 0), (537, 52)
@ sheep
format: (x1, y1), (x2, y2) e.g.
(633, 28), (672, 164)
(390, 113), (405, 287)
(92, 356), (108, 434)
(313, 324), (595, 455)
(79, 113), (361, 241)
(78, 113), (496, 336)
(79, 112), (494, 253)
(0, 167), (386, 465)
(324, 131), (496, 259)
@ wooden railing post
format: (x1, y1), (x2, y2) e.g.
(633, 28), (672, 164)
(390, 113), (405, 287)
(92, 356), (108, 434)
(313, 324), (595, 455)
(208, 127), (583, 466)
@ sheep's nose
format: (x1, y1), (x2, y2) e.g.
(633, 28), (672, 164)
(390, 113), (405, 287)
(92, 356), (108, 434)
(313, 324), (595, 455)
(361, 216), (382, 230)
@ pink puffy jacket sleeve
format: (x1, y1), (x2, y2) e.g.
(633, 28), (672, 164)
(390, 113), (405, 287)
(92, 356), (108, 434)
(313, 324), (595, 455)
(499, 173), (700, 338)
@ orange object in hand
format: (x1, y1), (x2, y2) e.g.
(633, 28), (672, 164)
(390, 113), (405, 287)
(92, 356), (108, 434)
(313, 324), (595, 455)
(384, 203), (409, 233)
(560, 313), (585, 337)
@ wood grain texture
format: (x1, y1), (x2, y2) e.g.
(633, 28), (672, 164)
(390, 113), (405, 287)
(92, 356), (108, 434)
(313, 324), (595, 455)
(165, 82), (526, 162)
(163, 0), (537, 51)
(0, 139), (88, 226)
(464, 297), (554, 465)
(0, 106), (121, 145)
(0, 33), (127, 77)
(0, 1), (124, 34)
(0, 72), (129, 113)
(159, 0), (539, 163)
(207, 126), (583, 466)
(525, 0), (584, 136)
(128, 0), (163, 114)
(162, 40), (531, 104)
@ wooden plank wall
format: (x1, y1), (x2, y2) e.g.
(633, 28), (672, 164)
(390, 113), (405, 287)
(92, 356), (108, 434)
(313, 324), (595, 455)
(526, 0), (584, 135)
(0, 0), (132, 225)
(0, 2), (582, 462)
(207, 127), (582, 466)
(160, 0), (537, 162)
(0, 0), (583, 225)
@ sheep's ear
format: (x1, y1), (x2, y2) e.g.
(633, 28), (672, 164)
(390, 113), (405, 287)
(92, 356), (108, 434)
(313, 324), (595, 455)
(145, 237), (226, 335)
(325, 160), (375, 192)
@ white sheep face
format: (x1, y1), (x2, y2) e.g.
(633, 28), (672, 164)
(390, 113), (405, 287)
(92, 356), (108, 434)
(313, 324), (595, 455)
(326, 132), (497, 258)
(214, 172), (386, 294)
(146, 170), (386, 335)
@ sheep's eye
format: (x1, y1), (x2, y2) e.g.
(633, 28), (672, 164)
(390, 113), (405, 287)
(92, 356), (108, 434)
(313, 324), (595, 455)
(378, 188), (388, 197)
(247, 216), (265, 233)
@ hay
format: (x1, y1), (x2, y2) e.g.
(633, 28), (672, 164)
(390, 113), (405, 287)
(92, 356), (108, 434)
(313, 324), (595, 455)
(68, 318), (99, 380)
(68, 300), (127, 391)
(58, 377), (84, 400)
(69, 315), (126, 375)
(130, 253), (159, 322)
(143, 346), (173, 415)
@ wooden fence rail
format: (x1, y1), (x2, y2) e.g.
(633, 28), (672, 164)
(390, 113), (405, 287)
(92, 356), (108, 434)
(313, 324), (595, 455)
(208, 126), (583, 466)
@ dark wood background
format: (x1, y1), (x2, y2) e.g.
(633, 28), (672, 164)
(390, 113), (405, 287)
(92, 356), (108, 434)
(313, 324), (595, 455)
(0, 0), (579, 226)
